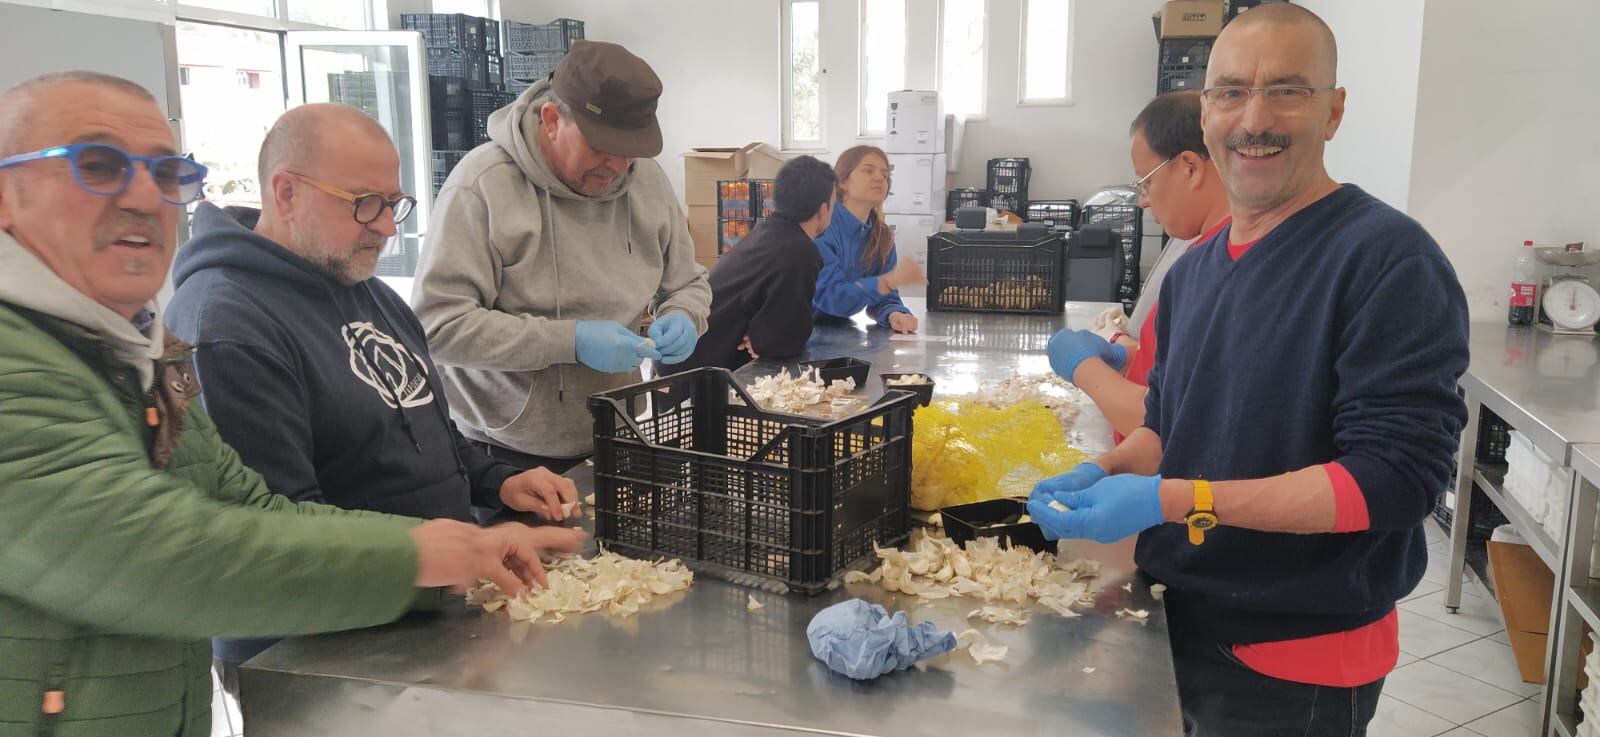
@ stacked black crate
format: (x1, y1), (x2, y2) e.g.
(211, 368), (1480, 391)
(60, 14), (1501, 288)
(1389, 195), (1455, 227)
(985, 158), (1029, 217)
(946, 188), (986, 218)
(1081, 203), (1144, 312)
(503, 18), (584, 96)
(1156, 37), (1212, 94)
(404, 11), (505, 216)
(715, 179), (775, 254)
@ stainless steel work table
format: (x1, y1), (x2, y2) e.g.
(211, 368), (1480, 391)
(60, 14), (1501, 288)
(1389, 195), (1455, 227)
(239, 302), (1182, 737)
(1440, 324), (1600, 736)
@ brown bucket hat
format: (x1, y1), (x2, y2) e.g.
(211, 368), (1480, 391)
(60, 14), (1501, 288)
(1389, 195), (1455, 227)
(550, 40), (664, 158)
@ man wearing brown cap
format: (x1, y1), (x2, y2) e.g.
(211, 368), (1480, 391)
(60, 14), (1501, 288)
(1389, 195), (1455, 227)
(413, 41), (711, 472)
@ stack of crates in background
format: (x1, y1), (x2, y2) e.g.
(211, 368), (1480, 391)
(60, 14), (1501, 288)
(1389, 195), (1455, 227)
(1081, 203), (1144, 311)
(1026, 200), (1080, 232)
(985, 158), (1030, 216)
(404, 11), (507, 198)
(503, 18), (584, 96)
(327, 72), (381, 121)
(428, 75), (470, 150)
(946, 188), (986, 217)
(431, 150), (467, 199)
(1156, 37), (1212, 94)
(714, 178), (775, 254)
(468, 88), (515, 148)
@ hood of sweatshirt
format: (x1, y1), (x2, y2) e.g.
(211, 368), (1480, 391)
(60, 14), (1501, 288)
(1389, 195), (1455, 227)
(488, 77), (638, 204)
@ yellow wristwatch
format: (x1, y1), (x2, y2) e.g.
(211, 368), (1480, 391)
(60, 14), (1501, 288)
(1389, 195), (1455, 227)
(1185, 479), (1218, 546)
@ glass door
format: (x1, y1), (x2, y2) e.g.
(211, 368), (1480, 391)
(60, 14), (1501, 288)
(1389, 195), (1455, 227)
(285, 31), (431, 292)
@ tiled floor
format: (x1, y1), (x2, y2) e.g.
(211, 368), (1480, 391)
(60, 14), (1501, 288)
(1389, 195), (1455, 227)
(202, 520), (1539, 737)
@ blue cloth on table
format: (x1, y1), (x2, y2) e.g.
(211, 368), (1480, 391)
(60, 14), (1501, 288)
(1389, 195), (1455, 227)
(806, 598), (956, 680)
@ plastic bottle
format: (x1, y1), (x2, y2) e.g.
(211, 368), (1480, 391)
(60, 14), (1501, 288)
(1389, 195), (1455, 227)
(1508, 240), (1538, 326)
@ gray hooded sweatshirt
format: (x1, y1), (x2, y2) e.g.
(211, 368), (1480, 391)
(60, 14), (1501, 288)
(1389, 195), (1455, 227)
(412, 78), (711, 458)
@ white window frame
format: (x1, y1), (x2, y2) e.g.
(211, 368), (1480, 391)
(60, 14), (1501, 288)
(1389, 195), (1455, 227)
(428, 0), (499, 21)
(1017, 0), (1075, 106)
(175, 0), (377, 32)
(782, 0), (825, 151)
(857, 0), (906, 138)
(936, 0), (988, 121)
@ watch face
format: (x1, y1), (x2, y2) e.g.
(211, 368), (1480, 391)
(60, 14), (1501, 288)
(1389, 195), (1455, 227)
(1190, 514), (1217, 530)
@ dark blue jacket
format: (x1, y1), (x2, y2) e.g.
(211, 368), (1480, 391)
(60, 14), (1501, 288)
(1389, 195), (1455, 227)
(167, 204), (519, 662)
(1141, 185), (1469, 644)
(812, 204), (912, 327)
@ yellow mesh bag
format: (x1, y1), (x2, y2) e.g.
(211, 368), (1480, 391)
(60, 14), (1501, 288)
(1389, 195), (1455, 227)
(910, 399), (1089, 511)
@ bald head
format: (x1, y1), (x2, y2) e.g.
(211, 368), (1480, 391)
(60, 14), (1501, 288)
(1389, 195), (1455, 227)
(0, 71), (158, 158)
(257, 103), (394, 192)
(1217, 3), (1338, 85)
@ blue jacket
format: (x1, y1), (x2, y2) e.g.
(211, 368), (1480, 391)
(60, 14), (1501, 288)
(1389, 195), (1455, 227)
(812, 204), (912, 327)
(1141, 185), (1469, 645)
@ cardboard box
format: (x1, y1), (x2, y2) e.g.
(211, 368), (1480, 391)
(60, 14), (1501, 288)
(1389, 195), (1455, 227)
(744, 142), (789, 179)
(886, 90), (946, 154)
(1487, 538), (1554, 684)
(687, 205), (719, 259)
(683, 148), (746, 206)
(884, 213), (937, 298)
(885, 153), (947, 216)
(1157, 0), (1225, 38)
(695, 255), (719, 271)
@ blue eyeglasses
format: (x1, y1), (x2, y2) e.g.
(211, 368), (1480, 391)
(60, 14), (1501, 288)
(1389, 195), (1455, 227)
(0, 143), (208, 205)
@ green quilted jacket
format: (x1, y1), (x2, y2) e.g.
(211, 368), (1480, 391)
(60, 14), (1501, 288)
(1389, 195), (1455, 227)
(0, 302), (424, 737)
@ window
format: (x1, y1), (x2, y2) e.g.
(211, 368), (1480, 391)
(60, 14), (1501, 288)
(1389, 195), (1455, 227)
(181, 0), (276, 17)
(858, 0), (905, 135)
(783, 0), (822, 149)
(289, 0), (369, 29)
(430, 0), (494, 17)
(176, 21), (287, 208)
(938, 0), (986, 118)
(1020, 0), (1071, 103)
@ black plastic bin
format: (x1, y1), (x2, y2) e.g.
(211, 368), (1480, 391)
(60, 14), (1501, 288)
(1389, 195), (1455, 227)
(506, 50), (565, 81)
(799, 357), (871, 386)
(1158, 64), (1207, 94)
(401, 13), (482, 52)
(1081, 203), (1144, 310)
(947, 188), (986, 215)
(941, 498), (1051, 553)
(1159, 38), (1214, 66)
(1026, 199), (1080, 230)
(504, 18), (585, 52)
(926, 230), (1065, 314)
(427, 48), (488, 89)
(589, 368), (917, 594)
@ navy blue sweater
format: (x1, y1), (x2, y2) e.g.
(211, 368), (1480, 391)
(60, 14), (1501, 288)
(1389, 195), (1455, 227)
(1140, 185), (1469, 644)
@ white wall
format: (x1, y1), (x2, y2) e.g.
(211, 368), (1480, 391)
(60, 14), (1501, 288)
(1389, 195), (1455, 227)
(1406, 0), (1599, 320)
(496, 0), (782, 203)
(1296, 0), (1423, 212)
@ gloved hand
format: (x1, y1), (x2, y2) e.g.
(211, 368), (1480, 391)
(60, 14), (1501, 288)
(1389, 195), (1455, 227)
(1046, 328), (1128, 384)
(648, 312), (699, 365)
(1027, 473), (1165, 544)
(807, 599), (956, 680)
(1029, 461), (1108, 504)
(1092, 305), (1129, 342)
(576, 320), (661, 373)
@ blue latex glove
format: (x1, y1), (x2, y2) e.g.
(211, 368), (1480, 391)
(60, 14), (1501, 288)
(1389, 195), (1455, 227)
(1027, 473), (1165, 544)
(576, 320), (661, 373)
(1045, 329), (1129, 384)
(806, 599), (956, 680)
(648, 312), (699, 365)
(1029, 461), (1108, 504)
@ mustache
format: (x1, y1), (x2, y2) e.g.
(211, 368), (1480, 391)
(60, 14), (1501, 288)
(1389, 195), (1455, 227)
(1225, 131), (1293, 151)
(585, 166), (621, 181)
(93, 212), (165, 251)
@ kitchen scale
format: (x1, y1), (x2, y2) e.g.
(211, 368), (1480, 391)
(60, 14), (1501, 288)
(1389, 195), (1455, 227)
(1535, 246), (1600, 336)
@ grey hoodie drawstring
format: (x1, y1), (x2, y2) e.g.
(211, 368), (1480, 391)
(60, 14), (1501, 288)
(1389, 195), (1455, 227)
(544, 186), (567, 403)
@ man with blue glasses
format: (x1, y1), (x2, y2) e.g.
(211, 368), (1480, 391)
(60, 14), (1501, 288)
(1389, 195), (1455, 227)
(0, 71), (581, 737)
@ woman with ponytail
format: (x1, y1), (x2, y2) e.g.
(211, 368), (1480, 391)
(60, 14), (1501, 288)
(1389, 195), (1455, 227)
(812, 145), (924, 333)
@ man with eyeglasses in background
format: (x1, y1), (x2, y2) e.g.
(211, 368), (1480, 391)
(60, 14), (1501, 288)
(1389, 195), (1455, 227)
(1042, 90), (1231, 442)
(1027, 6), (1469, 734)
(166, 103), (589, 697)
(0, 72), (582, 737)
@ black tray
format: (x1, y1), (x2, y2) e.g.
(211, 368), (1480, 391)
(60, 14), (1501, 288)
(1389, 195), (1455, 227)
(879, 373), (934, 406)
(940, 498), (1051, 553)
(800, 357), (871, 387)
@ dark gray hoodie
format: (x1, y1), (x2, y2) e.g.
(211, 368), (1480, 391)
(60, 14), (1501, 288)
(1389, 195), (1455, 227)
(411, 78), (711, 458)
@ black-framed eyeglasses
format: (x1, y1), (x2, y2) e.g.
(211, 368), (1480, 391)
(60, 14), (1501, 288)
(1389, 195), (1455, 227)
(289, 172), (415, 225)
(0, 143), (208, 205)
(1132, 156), (1176, 197)
(1200, 85), (1335, 113)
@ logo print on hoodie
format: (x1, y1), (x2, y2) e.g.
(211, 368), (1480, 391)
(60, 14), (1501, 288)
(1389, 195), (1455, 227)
(341, 322), (434, 409)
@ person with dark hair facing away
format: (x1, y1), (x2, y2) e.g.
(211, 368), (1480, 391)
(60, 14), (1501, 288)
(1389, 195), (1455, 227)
(1045, 91), (1231, 440)
(812, 145), (924, 334)
(665, 155), (835, 373)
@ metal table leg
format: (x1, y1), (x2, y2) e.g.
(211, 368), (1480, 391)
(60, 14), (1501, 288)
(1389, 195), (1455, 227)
(1446, 396), (1482, 612)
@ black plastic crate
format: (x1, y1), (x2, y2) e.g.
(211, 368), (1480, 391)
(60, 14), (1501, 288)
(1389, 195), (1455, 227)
(504, 18), (585, 53)
(589, 368), (916, 595)
(431, 150), (466, 196)
(427, 49), (488, 89)
(926, 231), (1065, 314)
(751, 179), (776, 219)
(986, 157), (1031, 195)
(485, 54), (503, 87)
(717, 180), (754, 220)
(468, 89), (511, 147)
(506, 50), (565, 81)
(987, 191), (1028, 215)
(946, 188), (986, 215)
(1158, 64), (1207, 94)
(1477, 408), (1512, 463)
(717, 218), (754, 254)
(1159, 38), (1214, 66)
(401, 13), (482, 52)
(1084, 202), (1143, 310)
(506, 79), (534, 96)
(1026, 199), (1080, 230)
(432, 112), (471, 151)
(427, 74), (468, 115)
(482, 18), (501, 55)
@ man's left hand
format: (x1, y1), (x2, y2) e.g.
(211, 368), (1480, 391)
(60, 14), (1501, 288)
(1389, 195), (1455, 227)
(649, 312), (699, 364)
(499, 467), (580, 521)
(887, 312), (918, 334)
(1027, 473), (1165, 544)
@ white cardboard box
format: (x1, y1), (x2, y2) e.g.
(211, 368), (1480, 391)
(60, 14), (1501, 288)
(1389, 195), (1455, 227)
(885, 153), (947, 216)
(886, 90), (946, 154)
(884, 213), (939, 298)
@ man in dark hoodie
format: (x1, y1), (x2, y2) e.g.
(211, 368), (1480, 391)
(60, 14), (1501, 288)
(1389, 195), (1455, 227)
(664, 155), (833, 374)
(166, 104), (582, 693)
